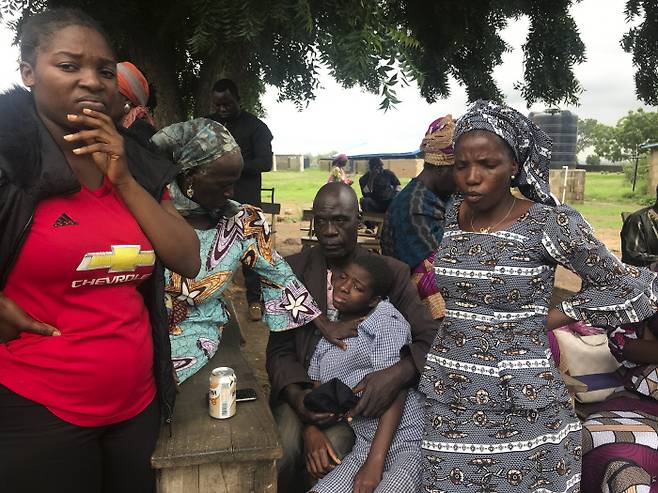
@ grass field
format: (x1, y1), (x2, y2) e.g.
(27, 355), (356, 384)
(570, 172), (651, 230)
(262, 168), (652, 232)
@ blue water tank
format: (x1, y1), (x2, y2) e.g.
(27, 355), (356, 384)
(529, 109), (578, 169)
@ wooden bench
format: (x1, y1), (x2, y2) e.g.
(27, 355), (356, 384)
(152, 301), (282, 493)
(261, 188), (281, 248)
(300, 209), (316, 250)
(261, 202), (281, 248)
(300, 209), (384, 253)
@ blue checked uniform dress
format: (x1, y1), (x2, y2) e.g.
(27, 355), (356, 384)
(165, 201), (320, 383)
(308, 301), (424, 493)
(420, 197), (658, 493)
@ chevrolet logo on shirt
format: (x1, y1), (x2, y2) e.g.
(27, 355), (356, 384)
(77, 245), (155, 273)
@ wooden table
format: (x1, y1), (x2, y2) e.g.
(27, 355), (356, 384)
(152, 313), (282, 492)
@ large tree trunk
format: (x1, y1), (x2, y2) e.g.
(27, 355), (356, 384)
(194, 48), (226, 118)
(193, 43), (257, 117)
(128, 35), (185, 127)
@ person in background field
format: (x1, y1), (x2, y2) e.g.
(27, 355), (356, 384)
(208, 78), (273, 321)
(381, 115), (457, 271)
(358, 157), (401, 214)
(115, 61), (157, 145)
(307, 254), (423, 493)
(381, 115), (456, 320)
(0, 9), (200, 493)
(327, 153), (353, 185)
(621, 184), (658, 267)
(267, 183), (437, 493)
(150, 118), (321, 383)
(419, 100), (658, 493)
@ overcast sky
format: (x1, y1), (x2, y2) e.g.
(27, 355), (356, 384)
(0, 0), (650, 155)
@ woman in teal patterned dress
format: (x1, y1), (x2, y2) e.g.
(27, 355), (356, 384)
(420, 101), (658, 493)
(151, 119), (321, 382)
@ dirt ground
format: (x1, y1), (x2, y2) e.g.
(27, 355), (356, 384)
(227, 215), (623, 395)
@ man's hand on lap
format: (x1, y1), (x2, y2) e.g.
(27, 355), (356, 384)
(348, 357), (416, 418)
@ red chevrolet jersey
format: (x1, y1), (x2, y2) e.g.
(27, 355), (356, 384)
(0, 178), (157, 426)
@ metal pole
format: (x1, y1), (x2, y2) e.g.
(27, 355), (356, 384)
(561, 165), (569, 204)
(632, 155), (639, 192)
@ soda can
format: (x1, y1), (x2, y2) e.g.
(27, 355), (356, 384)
(209, 367), (236, 419)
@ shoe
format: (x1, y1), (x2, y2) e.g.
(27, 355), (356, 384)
(248, 303), (263, 321)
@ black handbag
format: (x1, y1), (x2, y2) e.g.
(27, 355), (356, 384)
(304, 378), (360, 415)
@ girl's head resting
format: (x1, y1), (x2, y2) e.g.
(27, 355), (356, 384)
(18, 9), (117, 132)
(332, 254), (392, 315)
(151, 118), (244, 214)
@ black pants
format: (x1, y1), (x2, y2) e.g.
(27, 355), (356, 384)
(0, 384), (160, 493)
(243, 264), (262, 304)
(360, 196), (391, 213)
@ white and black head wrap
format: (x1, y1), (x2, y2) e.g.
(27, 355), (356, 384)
(454, 100), (556, 206)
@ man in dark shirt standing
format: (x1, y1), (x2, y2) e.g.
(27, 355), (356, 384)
(358, 157), (401, 213)
(209, 79), (274, 320)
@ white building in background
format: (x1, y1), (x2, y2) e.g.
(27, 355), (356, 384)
(272, 154), (305, 172)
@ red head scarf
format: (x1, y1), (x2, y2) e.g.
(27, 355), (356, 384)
(117, 61), (155, 128)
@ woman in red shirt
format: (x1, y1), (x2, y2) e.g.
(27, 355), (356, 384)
(0, 8), (199, 493)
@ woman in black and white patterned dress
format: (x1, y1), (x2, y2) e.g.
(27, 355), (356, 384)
(419, 100), (658, 493)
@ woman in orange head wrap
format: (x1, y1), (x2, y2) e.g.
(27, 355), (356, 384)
(116, 61), (157, 143)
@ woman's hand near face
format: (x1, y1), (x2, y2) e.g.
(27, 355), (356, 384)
(63, 108), (133, 187)
(0, 293), (60, 343)
(63, 108), (200, 278)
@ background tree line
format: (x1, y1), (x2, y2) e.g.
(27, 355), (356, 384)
(577, 109), (658, 199)
(578, 109), (658, 163)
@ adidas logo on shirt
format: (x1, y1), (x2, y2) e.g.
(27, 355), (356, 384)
(53, 213), (78, 228)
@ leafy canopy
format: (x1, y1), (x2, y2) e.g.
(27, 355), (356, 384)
(622, 0), (658, 106)
(0, 0), (631, 121)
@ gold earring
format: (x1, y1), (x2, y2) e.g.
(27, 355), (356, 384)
(186, 181), (194, 198)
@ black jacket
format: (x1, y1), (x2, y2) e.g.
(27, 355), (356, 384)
(621, 206), (658, 267)
(208, 111), (273, 206)
(0, 87), (178, 424)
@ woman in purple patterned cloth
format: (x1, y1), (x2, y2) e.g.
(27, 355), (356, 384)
(580, 314), (658, 493)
